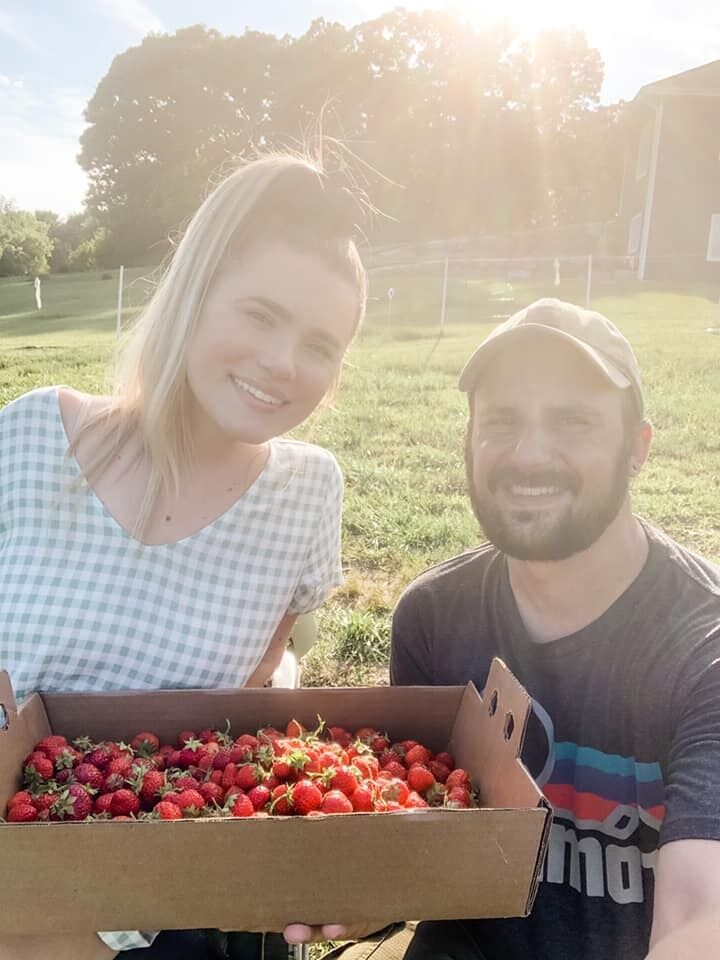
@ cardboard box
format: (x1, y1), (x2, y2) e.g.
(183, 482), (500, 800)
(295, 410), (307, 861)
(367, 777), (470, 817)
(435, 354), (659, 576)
(0, 658), (551, 934)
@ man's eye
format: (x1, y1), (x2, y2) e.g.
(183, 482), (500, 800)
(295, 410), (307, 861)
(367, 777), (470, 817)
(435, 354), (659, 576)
(480, 416), (516, 430)
(305, 341), (335, 360)
(559, 415), (592, 429)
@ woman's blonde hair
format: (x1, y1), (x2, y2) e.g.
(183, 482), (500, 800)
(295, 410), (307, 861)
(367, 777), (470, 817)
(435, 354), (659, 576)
(70, 152), (367, 535)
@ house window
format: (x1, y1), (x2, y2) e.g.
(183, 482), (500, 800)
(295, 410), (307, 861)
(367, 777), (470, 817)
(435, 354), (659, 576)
(707, 215), (720, 262)
(628, 212), (643, 255)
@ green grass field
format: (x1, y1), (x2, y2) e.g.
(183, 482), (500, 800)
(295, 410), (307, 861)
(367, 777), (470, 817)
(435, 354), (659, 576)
(2, 268), (720, 686)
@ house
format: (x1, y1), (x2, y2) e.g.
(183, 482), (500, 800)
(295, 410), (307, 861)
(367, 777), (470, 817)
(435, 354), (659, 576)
(619, 60), (720, 281)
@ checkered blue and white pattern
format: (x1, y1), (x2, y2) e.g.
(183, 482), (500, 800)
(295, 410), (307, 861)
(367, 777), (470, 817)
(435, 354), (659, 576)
(0, 387), (344, 951)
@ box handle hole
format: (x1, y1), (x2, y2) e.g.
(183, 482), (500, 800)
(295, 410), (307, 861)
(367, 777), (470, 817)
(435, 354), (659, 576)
(0, 704), (8, 731)
(488, 689), (499, 717)
(503, 711), (515, 741)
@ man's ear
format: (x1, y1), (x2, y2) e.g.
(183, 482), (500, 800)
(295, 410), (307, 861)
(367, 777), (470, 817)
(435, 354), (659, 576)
(630, 419), (653, 474)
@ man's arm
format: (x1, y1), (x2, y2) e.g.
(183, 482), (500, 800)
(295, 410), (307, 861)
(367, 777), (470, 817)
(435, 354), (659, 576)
(646, 839), (720, 959)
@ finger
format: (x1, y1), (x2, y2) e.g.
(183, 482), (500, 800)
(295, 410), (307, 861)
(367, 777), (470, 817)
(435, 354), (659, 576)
(322, 925), (348, 939)
(283, 924), (315, 944)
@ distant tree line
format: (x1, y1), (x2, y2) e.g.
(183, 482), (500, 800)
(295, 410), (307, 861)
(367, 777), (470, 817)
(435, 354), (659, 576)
(1, 9), (628, 275)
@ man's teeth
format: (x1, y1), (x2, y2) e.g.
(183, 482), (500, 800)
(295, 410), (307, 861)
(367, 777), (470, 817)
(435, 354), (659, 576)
(232, 376), (283, 406)
(509, 485), (563, 497)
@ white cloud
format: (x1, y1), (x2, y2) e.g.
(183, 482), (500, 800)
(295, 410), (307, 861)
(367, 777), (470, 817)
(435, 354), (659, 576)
(0, 10), (39, 50)
(96, 0), (165, 36)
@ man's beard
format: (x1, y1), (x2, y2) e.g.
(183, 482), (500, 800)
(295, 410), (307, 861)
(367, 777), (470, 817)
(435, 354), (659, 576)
(465, 429), (632, 562)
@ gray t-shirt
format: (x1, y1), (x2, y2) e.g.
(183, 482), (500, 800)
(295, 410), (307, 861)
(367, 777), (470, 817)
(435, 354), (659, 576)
(391, 523), (720, 960)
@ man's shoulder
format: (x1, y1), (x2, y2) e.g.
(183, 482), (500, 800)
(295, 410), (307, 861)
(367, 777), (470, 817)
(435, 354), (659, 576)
(643, 521), (720, 601)
(400, 542), (501, 603)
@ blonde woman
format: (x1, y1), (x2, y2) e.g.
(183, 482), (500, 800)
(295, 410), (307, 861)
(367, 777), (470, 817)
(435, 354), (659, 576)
(0, 154), (366, 960)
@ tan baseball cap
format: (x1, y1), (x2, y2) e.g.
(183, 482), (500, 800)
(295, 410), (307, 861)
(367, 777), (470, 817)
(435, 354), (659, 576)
(458, 298), (644, 417)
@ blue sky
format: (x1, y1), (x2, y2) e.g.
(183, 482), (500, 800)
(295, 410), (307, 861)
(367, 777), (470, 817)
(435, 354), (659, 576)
(1, 0), (718, 216)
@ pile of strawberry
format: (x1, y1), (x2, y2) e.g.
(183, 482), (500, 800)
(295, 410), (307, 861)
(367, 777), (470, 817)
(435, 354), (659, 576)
(4, 719), (477, 823)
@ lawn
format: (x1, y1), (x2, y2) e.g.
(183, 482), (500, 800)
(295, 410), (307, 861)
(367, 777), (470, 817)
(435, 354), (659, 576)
(2, 268), (720, 686)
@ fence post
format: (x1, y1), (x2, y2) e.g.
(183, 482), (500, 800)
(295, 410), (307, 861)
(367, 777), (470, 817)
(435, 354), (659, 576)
(116, 265), (125, 338)
(585, 254), (593, 307)
(439, 256), (449, 330)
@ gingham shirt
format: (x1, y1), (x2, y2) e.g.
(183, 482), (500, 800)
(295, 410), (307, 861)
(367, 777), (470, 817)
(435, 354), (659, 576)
(0, 386), (344, 952)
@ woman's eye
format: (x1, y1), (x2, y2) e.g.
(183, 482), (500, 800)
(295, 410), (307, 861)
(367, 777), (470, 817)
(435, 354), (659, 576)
(247, 310), (274, 326)
(305, 341), (335, 361)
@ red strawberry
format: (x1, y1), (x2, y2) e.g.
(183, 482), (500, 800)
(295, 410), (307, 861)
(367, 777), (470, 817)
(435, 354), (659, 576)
(235, 764), (262, 791)
(155, 800), (183, 820)
(212, 749), (233, 771)
(107, 756), (134, 778)
(34, 792), (58, 813)
(170, 789), (206, 815)
(36, 735), (68, 753)
(407, 764), (436, 794)
(405, 791), (430, 809)
(445, 768), (470, 791)
(230, 743), (254, 764)
(7, 802), (38, 822)
(74, 763), (105, 792)
(84, 746), (113, 771)
(173, 774), (200, 791)
(434, 751), (455, 770)
(110, 789), (141, 817)
(93, 793), (115, 816)
(352, 756), (379, 780)
(24, 754), (54, 782)
(270, 784), (292, 816)
(221, 763), (238, 790)
(404, 745), (432, 768)
(329, 766), (359, 797)
(230, 793), (255, 818)
(198, 781), (224, 806)
(371, 735), (390, 754)
(8, 790), (34, 808)
(446, 786), (472, 808)
(177, 730), (197, 747)
(292, 780), (324, 815)
(60, 784), (94, 821)
(139, 770), (166, 804)
(350, 783), (376, 812)
(131, 731), (160, 755)
(285, 719), (305, 738)
(378, 777), (410, 806)
(353, 726), (378, 744)
(381, 760), (407, 781)
(247, 784), (271, 812)
(328, 725), (353, 747)
(428, 760), (451, 784)
(320, 789), (353, 814)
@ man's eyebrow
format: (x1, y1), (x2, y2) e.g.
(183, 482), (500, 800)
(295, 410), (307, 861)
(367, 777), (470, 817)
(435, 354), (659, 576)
(245, 297), (344, 352)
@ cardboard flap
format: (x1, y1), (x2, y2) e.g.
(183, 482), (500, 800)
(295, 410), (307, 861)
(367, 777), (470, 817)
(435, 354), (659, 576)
(451, 658), (544, 810)
(0, 669), (18, 731)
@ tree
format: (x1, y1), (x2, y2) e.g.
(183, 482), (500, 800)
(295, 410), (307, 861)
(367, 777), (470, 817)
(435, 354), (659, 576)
(0, 199), (53, 276)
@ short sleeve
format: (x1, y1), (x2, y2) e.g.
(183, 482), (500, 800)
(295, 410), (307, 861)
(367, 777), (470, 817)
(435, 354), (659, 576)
(286, 452), (344, 615)
(660, 636), (720, 846)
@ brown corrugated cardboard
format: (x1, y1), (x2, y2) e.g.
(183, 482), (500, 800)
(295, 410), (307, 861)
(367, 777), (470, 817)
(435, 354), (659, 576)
(0, 658), (551, 934)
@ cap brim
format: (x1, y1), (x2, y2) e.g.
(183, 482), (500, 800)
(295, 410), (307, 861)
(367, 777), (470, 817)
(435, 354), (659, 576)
(458, 323), (632, 393)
